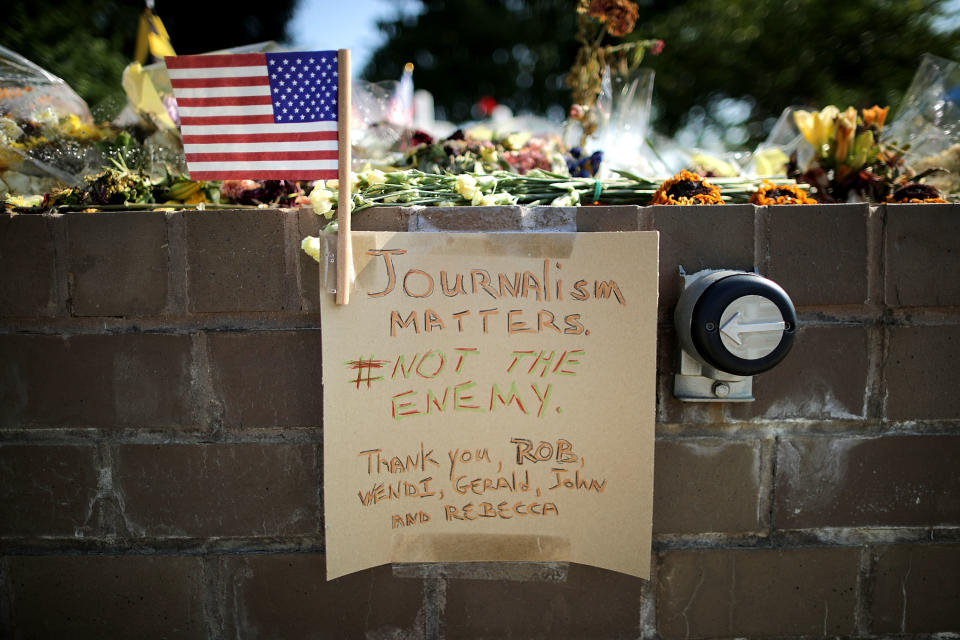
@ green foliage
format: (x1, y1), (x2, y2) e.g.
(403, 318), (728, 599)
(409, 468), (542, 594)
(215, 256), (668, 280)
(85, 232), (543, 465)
(366, 0), (960, 147)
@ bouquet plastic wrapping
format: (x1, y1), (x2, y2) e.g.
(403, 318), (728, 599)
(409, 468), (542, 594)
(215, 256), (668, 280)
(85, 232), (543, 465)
(0, 45), (99, 197)
(885, 54), (960, 196)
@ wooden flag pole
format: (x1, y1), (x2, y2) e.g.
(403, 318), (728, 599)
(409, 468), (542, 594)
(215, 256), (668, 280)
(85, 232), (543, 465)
(335, 49), (352, 305)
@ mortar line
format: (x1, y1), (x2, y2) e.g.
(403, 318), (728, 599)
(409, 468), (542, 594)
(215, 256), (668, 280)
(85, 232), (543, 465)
(767, 435), (780, 535)
(854, 544), (874, 636)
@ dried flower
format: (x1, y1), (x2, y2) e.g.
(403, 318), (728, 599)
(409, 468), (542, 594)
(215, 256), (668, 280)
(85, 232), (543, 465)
(749, 181), (817, 205)
(650, 170), (725, 205)
(886, 183), (948, 203)
(220, 179), (260, 202)
(588, 0), (640, 37)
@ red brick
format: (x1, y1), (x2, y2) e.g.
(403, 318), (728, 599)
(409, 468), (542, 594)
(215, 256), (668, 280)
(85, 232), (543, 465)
(766, 203), (870, 306)
(886, 325), (960, 420)
(66, 211), (168, 316)
(5, 555), (205, 638)
(657, 547), (858, 639)
(653, 439), (765, 534)
(870, 544), (960, 634)
(222, 554), (422, 638)
(652, 204), (756, 322)
(207, 330), (324, 428)
(0, 333), (192, 429)
(884, 203), (960, 307)
(112, 443), (318, 537)
(728, 325), (869, 421)
(0, 214), (60, 317)
(184, 209), (286, 312)
(774, 435), (960, 528)
(444, 563), (645, 639)
(0, 445), (98, 536)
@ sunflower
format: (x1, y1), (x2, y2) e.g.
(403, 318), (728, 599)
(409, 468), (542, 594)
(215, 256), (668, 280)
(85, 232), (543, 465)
(886, 183), (948, 204)
(749, 181), (817, 205)
(649, 170), (725, 205)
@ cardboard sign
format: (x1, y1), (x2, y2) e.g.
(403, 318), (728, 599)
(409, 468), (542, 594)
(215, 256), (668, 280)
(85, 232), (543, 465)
(320, 231), (659, 580)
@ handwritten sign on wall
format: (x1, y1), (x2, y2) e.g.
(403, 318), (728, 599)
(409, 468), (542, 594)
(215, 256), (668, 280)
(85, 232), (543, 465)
(320, 231), (659, 580)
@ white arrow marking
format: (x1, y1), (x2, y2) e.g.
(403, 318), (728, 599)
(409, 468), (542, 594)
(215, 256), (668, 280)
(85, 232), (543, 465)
(720, 311), (786, 346)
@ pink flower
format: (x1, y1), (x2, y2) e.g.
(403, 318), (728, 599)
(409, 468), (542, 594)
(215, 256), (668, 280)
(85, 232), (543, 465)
(650, 39), (665, 56)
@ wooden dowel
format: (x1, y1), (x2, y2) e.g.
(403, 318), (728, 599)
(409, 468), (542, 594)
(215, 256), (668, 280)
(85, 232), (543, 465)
(335, 48), (352, 305)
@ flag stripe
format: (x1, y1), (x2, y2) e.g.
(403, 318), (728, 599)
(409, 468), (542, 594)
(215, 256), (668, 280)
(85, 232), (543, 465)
(187, 160), (337, 171)
(178, 104), (274, 118)
(189, 170), (339, 180)
(184, 140), (337, 153)
(175, 95), (273, 107)
(181, 122), (337, 136)
(165, 53), (265, 69)
(181, 130), (337, 144)
(179, 114), (276, 126)
(167, 65), (264, 79)
(172, 85), (271, 98)
(185, 150), (339, 162)
(170, 76), (270, 89)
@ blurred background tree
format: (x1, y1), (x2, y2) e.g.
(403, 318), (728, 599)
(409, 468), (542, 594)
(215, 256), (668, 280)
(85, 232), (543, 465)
(363, 0), (580, 123)
(2, 0), (958, 149)
(364, 0), (960, 148)
(2, 0), (295, 118)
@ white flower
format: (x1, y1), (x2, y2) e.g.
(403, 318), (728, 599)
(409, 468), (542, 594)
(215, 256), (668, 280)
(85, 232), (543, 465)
(456, 174), (479, 200)
(301, 236), (322, 263)
(309, 187), (336, 219)
(474, 191), (518, 206)
(550, 190), (580, 207)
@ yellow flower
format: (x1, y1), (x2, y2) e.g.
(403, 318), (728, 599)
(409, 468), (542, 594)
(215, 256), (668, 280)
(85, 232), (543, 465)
(480, 146), (499, 165)
(455, 174), (480, 200)
(834, 106), (858, 165)
(301, 236), (322, 263)
(184, 191), (208, 205)
(794, 106), (839, 156)
(309, 186), (336, 219)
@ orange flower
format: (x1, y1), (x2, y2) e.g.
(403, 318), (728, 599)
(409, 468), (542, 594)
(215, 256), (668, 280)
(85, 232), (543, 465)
(834, 106), (858, 165)
(650, 170), (725, 205)
(749, 181), (817, 205)
(861, 105), (889, 131)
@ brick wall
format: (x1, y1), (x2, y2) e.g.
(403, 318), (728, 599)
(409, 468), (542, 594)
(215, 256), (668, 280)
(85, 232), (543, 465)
(1, 204), (958, 639)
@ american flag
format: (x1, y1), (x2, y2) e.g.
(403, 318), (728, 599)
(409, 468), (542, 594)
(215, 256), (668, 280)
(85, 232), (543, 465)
(165, 51), (339, 181)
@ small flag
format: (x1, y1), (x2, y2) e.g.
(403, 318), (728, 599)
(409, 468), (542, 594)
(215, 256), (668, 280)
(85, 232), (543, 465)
(165, 51), (340, 181)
